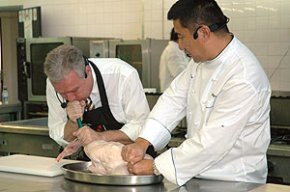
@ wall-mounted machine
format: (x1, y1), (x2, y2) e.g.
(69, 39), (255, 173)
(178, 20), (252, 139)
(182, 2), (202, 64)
(108, 38), (167, 92)
(89, 40), (110, 58)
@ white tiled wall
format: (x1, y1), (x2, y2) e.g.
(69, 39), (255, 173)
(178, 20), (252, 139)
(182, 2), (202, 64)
(0, 0), (289, 91)
(218, 0), (290, 92)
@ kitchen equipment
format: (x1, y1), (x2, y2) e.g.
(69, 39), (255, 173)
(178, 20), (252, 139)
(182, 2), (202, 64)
(0, 117), (59, 157)
(62, 162), (164, 185)
(89, 39), (109, 58)
(267, 92), (290, 184)
(108, 38), (168, 92)
(17, 37), (69, 102)
(0, 154), (80, 177)
(76, 118), (82, 128)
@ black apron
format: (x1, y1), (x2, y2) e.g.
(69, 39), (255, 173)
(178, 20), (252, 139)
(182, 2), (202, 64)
(72, 60), (156, 160)
(82, 60), (124, 131)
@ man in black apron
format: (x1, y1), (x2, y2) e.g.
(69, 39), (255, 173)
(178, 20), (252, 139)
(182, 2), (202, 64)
(72, 58), (156, 160)
(45, 45), (156, 161)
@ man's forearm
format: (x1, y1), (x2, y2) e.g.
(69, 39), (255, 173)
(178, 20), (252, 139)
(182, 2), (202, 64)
(64, 120), (79, 142)
(102, 130), (133, 144)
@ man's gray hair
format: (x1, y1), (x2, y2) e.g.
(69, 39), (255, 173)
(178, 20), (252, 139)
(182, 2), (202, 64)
(44, 44), (86, 82)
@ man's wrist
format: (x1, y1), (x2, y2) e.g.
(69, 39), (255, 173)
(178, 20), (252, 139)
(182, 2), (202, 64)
(68, 119), (77, 125)
(135, 137), (150, 150)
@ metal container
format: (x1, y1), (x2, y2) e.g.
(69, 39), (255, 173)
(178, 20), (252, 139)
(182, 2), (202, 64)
(62, 162), (164, 186)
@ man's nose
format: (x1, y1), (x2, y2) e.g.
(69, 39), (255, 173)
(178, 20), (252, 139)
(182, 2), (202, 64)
(178, 40), (185, 50)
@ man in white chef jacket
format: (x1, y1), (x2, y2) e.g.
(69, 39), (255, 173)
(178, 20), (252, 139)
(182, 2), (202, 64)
(122, 0), (271, 186)
(159, 28), (190, 92)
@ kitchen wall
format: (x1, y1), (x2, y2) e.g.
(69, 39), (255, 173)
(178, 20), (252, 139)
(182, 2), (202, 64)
(0, 0), (289, 92)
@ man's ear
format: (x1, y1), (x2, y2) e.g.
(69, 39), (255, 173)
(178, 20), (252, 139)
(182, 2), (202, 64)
(84, 65), (90, 78)
(201, 26), (211, 40)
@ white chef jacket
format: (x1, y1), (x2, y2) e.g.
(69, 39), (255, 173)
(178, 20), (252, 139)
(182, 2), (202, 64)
(159, 41), (190, 92)
(46, 58), (150, 146)
(140, 36), (271, 186)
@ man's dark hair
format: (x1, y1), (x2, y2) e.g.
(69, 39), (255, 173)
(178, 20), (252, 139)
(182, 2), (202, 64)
(167, 0), (229, 33)
(170, 28), (178, 42)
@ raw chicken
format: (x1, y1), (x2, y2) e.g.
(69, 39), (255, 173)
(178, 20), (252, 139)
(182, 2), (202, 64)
(56, 139), (153, 175)
(84, 140), (129, 175)
(84, 140), (152, 175)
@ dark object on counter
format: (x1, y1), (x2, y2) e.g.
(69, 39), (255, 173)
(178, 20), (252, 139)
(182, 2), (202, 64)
(62, 162), (164, 185)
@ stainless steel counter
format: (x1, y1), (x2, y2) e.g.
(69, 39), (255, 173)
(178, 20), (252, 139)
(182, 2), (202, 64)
(0, 117), (48, 135)
(0, 117), (287, 191)
(0, 171), (263, 192)
(0, 117), (59, 157)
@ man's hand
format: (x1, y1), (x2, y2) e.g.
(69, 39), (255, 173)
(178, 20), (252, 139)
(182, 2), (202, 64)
(73, 125), (104, 146)
(128, 159), (154, 175)
(56, 139), (82, 162)
(66, 100), (86, 123)
(121, 137), (150, 164)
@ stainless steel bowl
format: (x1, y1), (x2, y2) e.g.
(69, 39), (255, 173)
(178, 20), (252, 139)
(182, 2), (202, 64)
(62, 162), (164, 186)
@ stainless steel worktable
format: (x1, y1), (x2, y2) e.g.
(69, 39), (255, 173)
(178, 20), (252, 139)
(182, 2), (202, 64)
(0, 118), (59, 157)
(0, 171), (262, 192)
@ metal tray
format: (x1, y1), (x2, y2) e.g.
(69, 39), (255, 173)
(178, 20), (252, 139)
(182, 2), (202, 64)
(62, 162), (164, 186)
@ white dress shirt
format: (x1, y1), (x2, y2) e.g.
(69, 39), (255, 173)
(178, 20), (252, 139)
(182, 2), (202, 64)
(159, 41), (190, 92)
(140, 36), (271, 186)
(46, 58), (150, 146)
